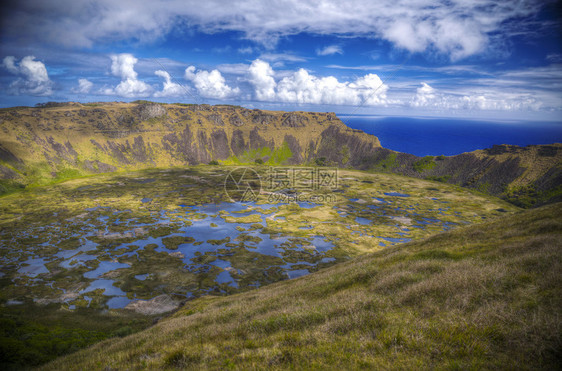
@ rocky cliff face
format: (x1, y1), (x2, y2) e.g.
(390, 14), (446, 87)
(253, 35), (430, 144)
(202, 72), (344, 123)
(353, 143), (562, 207)
(0, 102), (560, 206)
(0, 101), (379, 180)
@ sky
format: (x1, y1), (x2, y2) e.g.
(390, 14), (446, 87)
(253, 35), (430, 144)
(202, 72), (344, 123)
(1, 0), (561, 121)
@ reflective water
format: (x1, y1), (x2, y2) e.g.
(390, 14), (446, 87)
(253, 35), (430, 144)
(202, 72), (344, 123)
(4, 195), (462, 311)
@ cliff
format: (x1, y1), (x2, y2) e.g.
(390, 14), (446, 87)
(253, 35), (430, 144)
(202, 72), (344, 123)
(0, 102), (560, 206)
(353, 143), (562, 207)
(0, 101), (379, 181)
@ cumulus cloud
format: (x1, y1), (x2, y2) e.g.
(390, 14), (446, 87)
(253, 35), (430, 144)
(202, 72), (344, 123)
(110, 54), (139, 80)
(104, 54), (152, 98)
(316, 45), (343, 56)
(72, 78), (93, 94)
(248, 59), (388, 105)
(410, 83), (436, 107)
(184, 66), (240, 99)
(1, 55), (53, 96)
(248, 59), (277, 101)
(1, 0), (544, 60)
(154, 70), (184, 97)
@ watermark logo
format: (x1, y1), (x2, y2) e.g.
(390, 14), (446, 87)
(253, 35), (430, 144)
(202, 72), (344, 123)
(224, 166), (339, 203)
(224, 167), (261, 202)
(265, 167), (338, 191)
(264, 167), (339, 203)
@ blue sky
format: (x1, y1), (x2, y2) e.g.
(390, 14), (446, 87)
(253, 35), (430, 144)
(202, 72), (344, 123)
(1, 0), (561, 121)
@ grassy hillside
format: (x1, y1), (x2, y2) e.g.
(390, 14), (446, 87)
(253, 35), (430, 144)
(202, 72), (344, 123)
(43, 202), (562, 370)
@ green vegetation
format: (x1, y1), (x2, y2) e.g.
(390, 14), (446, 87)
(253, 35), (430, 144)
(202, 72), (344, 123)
(54, 167), (84, 181)
(268, 141), (293, 164)
(413, 155), (436, 172)
(222, 142), (293, 166)
(504, 184), (562, 208)
(43, 202), (562, 370)
(0, 179), (25, 196)
(372, 153), (397, 171)
(0, 305), (152, 369)
(476, 181), (491, 193)
(208, 160), (219, 165)
(425, 175), (451, 183)
(314, 157), (327, 166)
(340, 145), (350, 165)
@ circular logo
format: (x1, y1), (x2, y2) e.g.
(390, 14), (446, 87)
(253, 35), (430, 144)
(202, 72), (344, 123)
(224, 167), (261, 202)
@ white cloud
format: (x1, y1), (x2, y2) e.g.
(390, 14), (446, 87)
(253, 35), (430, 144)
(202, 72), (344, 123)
(2, 56), (18, 74)
(110, 54), (139, 80)
(410, 83), (436, 107)
(258, 53), (307, 67)
(248, 59), (277, 101)
(546, 54), (562, 63)
(184, 66), (240, 99)
(154, 70), (184, 97)
(72, 78), (93, 94)
(248, 59), (388, 106)
(1, 55), (53, 96)
(238, 46), (255, 54)
(316, 45), (343, 56)
(409, 82), (544, 111)
(1, 0), (545, 60)
(217, 63), (251, 75)
(104, 54), (152, 98)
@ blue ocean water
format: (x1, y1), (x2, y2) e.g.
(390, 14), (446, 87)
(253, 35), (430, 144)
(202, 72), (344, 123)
(339, 115), (562, 157)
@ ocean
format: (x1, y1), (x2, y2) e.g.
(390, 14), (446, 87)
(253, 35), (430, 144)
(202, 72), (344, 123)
(338, 115), (562, 157)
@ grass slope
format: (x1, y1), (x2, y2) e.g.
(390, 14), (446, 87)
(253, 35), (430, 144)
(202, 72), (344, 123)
(44, 202), (562, 370)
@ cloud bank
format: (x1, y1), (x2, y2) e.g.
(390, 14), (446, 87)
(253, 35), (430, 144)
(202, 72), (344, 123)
(1, 0), (544, 60)
(248, 59), (388, 106)
(410, 82), (544, 111)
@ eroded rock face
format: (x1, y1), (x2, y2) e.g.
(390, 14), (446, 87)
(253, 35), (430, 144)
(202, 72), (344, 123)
(211, 129), (230, 159)
(136, 103), (167, 121)
(284, 134), (303, 164)
(82, 160), (117, 173)
(229, 114), (244, 126)
(252, 111), (276, 125)
(231, 129), (248, 157)
(249, 127), (274, 151)
(207, 114), (224, 126)
(281, 113), (309, 127)
(0, 165), (19, 179)
(0, 144), (23, 170)
(315, 125), (379, 167)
